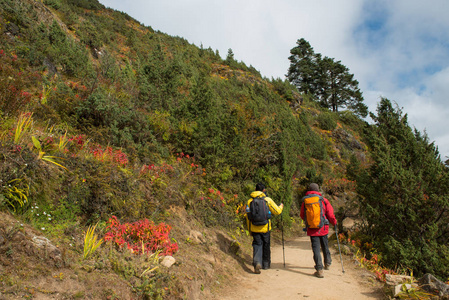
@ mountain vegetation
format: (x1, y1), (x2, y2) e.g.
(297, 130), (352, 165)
(356, 98), (449, 278)
(0, 0), (448, 298)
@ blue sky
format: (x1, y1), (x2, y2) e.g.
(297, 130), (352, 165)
(99, 0), (449, 160)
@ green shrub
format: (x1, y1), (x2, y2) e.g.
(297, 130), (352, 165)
(44, 0), (62, 10)
(74, 88), (159, 157)
(78, 21), (103, 50)
(64, 0), (103, 10)
(46, 21), (92, 77)
(305, 129), (327, 160)
(317, 111), (337, 131)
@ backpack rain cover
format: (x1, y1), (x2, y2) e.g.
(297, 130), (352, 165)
(303, 194), (328, 229)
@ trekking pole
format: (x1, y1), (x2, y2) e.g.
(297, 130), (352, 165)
(334, 225), (345, 273)
(281, 213), (285, 268)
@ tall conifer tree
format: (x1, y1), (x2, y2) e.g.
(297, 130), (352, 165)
(287, 38), (367, 117)
(356, 98), (449, 279)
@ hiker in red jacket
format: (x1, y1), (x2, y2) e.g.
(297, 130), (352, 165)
(300, 183), (337, 278)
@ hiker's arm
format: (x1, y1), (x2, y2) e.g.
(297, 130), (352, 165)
(266, 198), (283, 215)
(324, 198), (337, 226)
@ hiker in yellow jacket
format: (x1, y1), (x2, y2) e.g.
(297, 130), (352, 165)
(245, 183), (283, 274)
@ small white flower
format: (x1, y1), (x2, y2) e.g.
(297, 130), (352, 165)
(43, 212), (47, 215)
(69, 243), (73, 247)
(48, 217), (51, 221)
(41, 227), (45, 230)
(20, 224), (23, 226)
(36, 213), (39, 216)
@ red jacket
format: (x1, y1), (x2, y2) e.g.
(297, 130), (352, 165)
(300, 191), (337, 236)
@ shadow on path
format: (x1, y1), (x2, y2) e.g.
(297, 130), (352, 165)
(270, 262), (316, 277)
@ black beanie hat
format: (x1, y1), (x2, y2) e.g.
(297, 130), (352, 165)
(308, 183), (319, 192)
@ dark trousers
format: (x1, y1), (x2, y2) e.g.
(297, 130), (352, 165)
(310, 235), (332, 271)
(252, 231), (271, 268)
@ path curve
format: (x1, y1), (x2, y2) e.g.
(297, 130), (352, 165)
(211, 233), (385, 300)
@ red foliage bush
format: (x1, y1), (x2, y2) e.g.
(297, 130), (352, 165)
(0, 50), (36, 116)
(104, 216), (178, 256)
(91, 145), (129, 167)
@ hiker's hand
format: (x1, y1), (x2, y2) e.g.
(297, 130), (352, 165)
(280, 203), (284, 209)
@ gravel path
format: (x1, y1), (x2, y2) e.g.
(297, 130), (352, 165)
(212, 233), (385, 300)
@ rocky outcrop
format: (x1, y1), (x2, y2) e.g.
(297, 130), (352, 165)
(332, 128), (363, 151)
(383, 273), (449, 299)
(31, 235), (63, 265)
(419, 274), (449, 298)
(0, 212), (64, 268)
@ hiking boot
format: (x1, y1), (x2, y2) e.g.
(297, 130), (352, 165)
(254, 264), (261, 274)
(314, 270), (324, 278)
(324, 264), (330, 270)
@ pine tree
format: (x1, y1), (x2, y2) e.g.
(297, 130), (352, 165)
(287, 38), (367, 117)
(225, 48), (236, 68)
(287, 39), (320, 95)
(357, 98), (449, 279)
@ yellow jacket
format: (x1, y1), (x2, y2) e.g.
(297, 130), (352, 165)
(245, 191), (283, 233)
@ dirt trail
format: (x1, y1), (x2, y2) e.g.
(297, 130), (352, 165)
(211, 233), (385, 300)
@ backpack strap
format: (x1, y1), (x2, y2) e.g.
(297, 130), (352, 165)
(319, 196), (329, 225)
